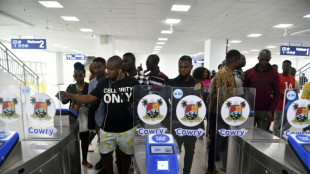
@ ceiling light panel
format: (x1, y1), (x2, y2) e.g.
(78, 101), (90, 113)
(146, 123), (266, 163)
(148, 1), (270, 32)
(304, 14), (310, 18)
(161, 30), (173, 34)
(165, 19), (181, 24)
(80, 28), (93, 32)
(154, 48), (161, 51)
(230, 40), (242, 43)
(39, 1), (63, 8)
(273, 24), (293, 28)
(266, 46), (277, 48)
(247, 34), (262, 37)
(158, 38), (168, 41)
(61, 16), (79, 21)
(250, 49), (259, 52)
(171, 5), (191, 12)
(155, 46), (162, 49)
(241, 51), (249, 54)
(156, 42), (165, 45)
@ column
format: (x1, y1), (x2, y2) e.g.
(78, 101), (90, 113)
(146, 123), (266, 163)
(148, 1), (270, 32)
(204, 39), (227, 71)
(95, 35), (115, 58)
(55, 52), (64, 85)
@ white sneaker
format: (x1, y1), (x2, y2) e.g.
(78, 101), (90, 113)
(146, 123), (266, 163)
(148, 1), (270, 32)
(88, 144), (94, 152)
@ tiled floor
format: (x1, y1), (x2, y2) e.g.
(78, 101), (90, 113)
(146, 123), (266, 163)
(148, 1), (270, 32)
(81, 136), (135, 174)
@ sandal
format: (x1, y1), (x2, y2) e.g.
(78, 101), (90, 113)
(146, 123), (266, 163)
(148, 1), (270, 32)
(82, 160), (93, 168)
(95, 160), (103, 170)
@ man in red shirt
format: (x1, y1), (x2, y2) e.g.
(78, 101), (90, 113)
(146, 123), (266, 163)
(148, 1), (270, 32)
(243, 49), (280, 131)
(273, 60), (295, 137)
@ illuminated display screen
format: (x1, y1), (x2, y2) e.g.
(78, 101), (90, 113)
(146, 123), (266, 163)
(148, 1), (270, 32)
(150, 145), (174, 154)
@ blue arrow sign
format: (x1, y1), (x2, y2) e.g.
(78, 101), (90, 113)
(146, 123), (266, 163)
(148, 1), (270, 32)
(280, 46), (310, 56)
(66, 54), (86, 60)
(11, 39), (46, 49)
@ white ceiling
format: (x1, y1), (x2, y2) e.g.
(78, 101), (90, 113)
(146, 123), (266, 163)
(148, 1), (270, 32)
(0, 0), (310, 57)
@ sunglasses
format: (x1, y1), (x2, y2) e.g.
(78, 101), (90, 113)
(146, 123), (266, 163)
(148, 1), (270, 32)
(74, 74), (85, 78)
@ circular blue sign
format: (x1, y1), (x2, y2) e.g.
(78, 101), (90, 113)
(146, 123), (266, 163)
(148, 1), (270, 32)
(173, 89), (183, 99)
(152, 134), (170, 143)
(0, 131), (11, 139)
(286, 91), (296, 100)
(21, 86), (31, 96)
(296, 135), (310, 143)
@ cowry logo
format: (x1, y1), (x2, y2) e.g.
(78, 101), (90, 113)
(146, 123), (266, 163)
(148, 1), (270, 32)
(0, 93), (22, 122)
(26, 93), (56, 123)
(287, 99), (310, 129)
(176, 95), (206, 127)
(137, 94), (167, 125)
(221, 97), (250, 126)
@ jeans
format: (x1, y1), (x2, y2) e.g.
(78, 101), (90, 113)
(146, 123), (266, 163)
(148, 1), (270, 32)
(273, 110), (282, 137)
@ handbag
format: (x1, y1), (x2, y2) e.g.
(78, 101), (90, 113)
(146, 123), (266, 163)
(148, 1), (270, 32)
(78, 106), (89, 132)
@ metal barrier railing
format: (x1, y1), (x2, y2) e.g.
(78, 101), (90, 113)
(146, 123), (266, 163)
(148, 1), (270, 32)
(0, 42), (39, 89)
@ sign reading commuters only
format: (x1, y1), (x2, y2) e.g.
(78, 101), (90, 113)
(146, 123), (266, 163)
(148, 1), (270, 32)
(11, 39), (46, 49)
(66, 54), (86, 60)
(280, 46), (310, 56)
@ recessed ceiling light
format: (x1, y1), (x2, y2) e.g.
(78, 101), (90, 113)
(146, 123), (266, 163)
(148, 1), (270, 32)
(241, 51), (249, 54)
(154, 48), (161, 51)
(276, 53), (280, 55)
(38, 1), (63, 8)
(165, 19), (181, 24)
(61, 16), (79, 21)
(80, 28), (93, 32)
(171, 5), (191, 12)
(70, 50), (77, 52)
(161, 30), (173, 34)
(266, 46), (277, 48)
(247, 34), (262, 37)
(273, 24), (293, 28)
(229, 40), (242, 43)
(304, 14), (310, 18)
(155, 46), (162, 49)
(250, 49), (259, 52)
(62, 46), (69, 49)
(156, 42), (165, 45)
(152, 51), (159, 54)
(53, 44), (62, 47)
(158, 38), (168, 41)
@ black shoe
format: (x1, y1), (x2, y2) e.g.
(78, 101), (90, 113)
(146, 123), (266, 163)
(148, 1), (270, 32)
(95, 160), (103, 170)
(97, 168), (107, 174)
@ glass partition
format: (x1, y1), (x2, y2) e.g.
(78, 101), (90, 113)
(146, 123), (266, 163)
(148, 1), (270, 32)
(212, 87), (256, 174)
(171, 87), (207, 174)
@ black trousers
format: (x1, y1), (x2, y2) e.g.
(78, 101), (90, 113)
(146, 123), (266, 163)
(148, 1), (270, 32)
(174, 133), (197, 174)
(208, 112), (228, 170)
(79, 131), (90, 161)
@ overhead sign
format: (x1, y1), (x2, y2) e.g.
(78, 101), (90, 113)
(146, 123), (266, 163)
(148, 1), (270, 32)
(280, 46), (310, 56)
(66, 54), (85, 60)
(11, 39), (46, 49)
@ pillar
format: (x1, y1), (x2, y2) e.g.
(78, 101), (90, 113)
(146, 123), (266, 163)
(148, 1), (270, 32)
(204, 39), (226, 71)
(95, 35), (115, 59)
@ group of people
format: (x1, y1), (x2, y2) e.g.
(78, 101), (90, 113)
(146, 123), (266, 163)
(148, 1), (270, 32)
(57, 48), (307, 174)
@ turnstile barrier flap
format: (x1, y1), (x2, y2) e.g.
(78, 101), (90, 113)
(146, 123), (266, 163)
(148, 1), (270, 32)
(24, 85), (61, 140)
(211, 87), (256, 174)
(281, 88), (310, 140)
(0, 85), (25, 139)
(133, 85), (171, 136)
(171, 87), (208, 174)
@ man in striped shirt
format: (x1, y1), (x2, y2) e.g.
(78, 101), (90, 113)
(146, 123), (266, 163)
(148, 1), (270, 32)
(145, 54), (169, 87)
